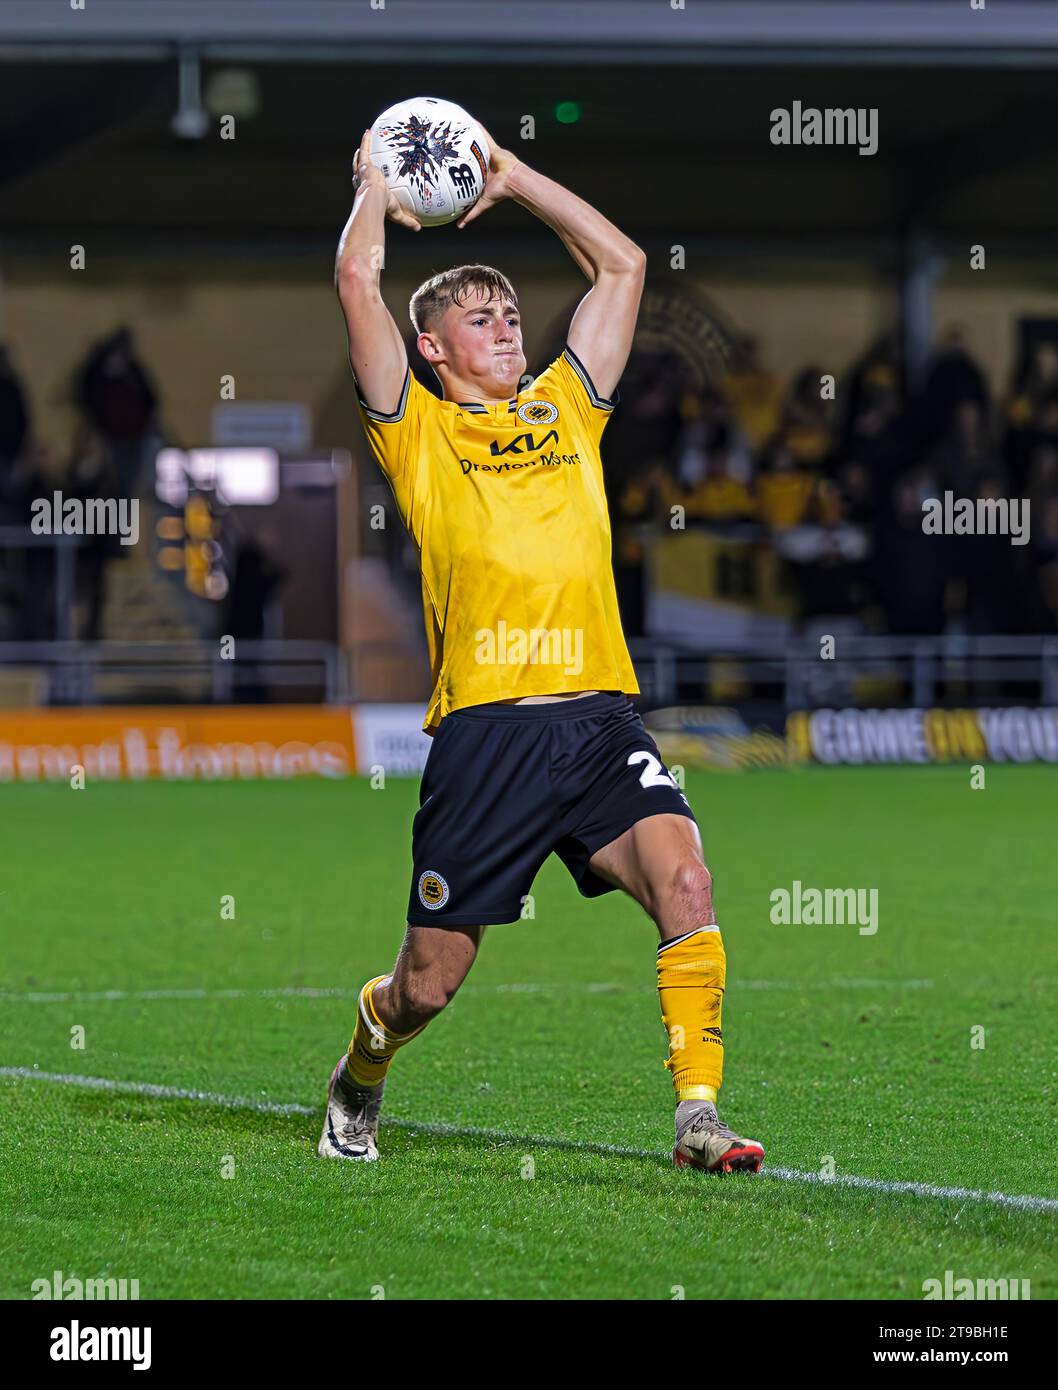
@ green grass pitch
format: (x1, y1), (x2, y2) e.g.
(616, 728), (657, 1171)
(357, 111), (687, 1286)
(1, 766), (1056, 1300)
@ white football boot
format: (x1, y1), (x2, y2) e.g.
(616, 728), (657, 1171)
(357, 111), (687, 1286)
(317, 1055), (386, 1162)
(673, 1100), (765, 1173)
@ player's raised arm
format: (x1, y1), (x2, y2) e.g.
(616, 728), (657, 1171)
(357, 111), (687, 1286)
(457, 128), (646, 400)
(335, 129), (421, 415)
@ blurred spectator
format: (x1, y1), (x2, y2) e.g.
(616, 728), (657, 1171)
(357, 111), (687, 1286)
(0, 345), (30, 473)
(775, 480), (871, 621)
(76, 326), (160, 500)
(756, 434), (818, 531)
(1004, 339), (1058, 494)
(955, 473), (1021, 635)
(602, 352), (684, 491)
(1008, 386), (1058, 499)
(1, 443), (56, 639)
(779, 364), (833, 467)
(65, 421), (120, 641)
(0, 349), (49, 638)
(680, 443), (756, 524)
(0, 440), (44, 526)
(723, 335), (786, 452)
(839, 348), (912, 509)
(916, 325), (989, 450)
(832, 457), (877, 525)
(840, 332), (903, 456)
(606, 356), (686, 635)
(1026, 495), (1058, 631)
(927, 397), (1001, 497)
(675, 389), (752, 489)
(1008, 338), (1058, 422)
(870, 469), (952, 634)
(1026, 441), (1058, 513)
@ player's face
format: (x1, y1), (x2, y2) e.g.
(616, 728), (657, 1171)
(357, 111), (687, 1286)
(434, 290), (526, 395)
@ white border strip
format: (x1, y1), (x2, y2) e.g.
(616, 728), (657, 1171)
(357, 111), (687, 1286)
(3, 1067), (1056, 1214)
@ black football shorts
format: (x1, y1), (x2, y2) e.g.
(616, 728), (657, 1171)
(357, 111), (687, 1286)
(406, 691), (697, 926)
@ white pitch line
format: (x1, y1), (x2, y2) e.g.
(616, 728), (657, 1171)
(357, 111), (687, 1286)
(0, 986), (354, 1005)
(0, 1067), (317, 1116)
(2, 1067), (1056, 1215)
(0, 979), (935, 1005)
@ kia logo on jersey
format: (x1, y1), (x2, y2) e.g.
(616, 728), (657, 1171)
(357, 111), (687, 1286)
(489, 429), (560, 456)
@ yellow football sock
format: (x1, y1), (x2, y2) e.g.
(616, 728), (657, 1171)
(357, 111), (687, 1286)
(656, 926), (726, 1102)
(346, 974), (427, 1087)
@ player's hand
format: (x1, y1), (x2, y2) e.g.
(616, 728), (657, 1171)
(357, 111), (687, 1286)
(456, 123), (522, 229)
(352, 129), (421, 232)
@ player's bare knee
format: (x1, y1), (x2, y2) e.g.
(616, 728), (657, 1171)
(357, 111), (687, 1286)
(666, 858), (713, 924)
(396, 970), (454, 1024)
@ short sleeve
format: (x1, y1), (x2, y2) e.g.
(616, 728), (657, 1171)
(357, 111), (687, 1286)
(529, 344), (620, 447)
(355, 366), (430, 488)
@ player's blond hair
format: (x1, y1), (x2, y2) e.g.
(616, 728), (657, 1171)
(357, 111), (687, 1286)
(410, 264), (518, 335)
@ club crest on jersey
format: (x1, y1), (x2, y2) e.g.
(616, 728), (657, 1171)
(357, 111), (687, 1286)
(418, 871), (450, 910)
(516, 400), (559, 425)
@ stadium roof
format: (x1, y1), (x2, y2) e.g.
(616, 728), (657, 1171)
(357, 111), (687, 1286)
(2, 1), (1058, 65)
(2, 59), (1058, 251)
(1, 5), (1057, 253)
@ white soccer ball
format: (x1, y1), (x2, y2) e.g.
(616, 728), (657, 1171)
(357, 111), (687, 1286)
(369, 96), (489, 227)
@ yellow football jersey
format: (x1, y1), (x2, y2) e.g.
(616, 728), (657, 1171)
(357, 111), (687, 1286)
(356, 346), (640, 731)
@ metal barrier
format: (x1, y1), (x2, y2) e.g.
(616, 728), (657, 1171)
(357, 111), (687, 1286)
(1, 634), (1056, 709)
(0, 640), (346, 704)
(628, 635), (1058, 711)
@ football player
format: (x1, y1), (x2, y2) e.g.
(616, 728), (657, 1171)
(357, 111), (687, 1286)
(319, 124), (764, 1175)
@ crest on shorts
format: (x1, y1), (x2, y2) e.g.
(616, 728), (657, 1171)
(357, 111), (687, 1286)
(418, 871), (450, 910)
(517, 399), (559, 425)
